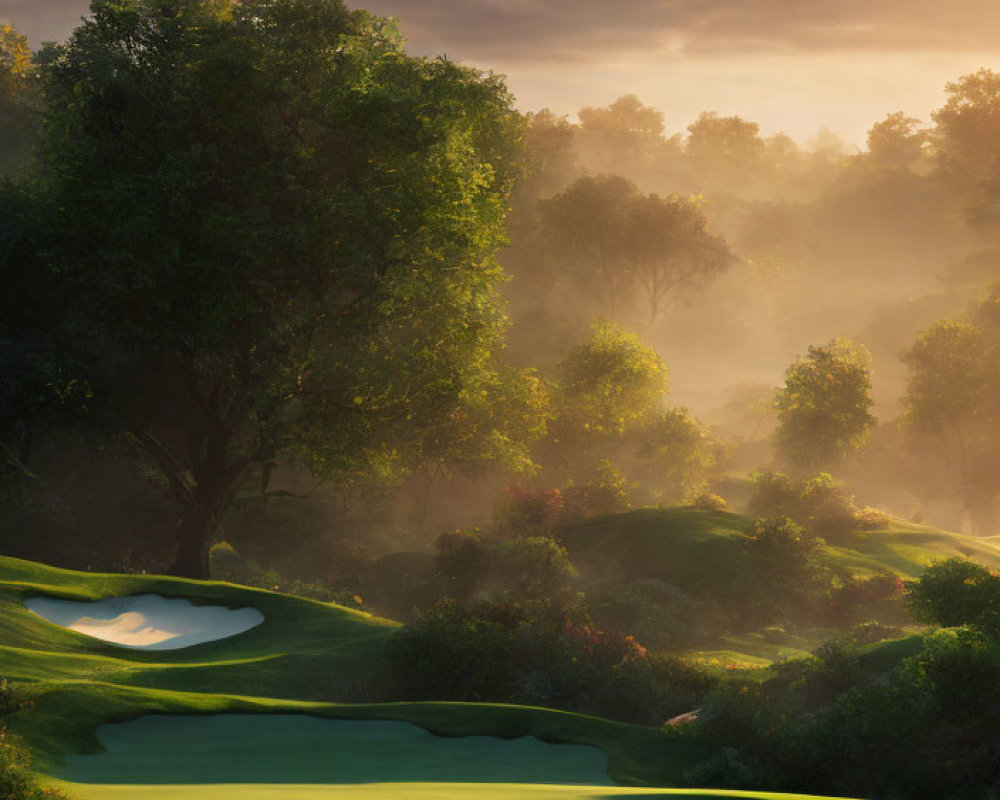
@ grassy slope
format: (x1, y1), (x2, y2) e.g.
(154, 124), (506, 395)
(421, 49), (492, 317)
(559, 507), (1000, 665)
(0, 556), (717, 787)
(560, 508), (1000, 584)
(0, 556), (398, 701)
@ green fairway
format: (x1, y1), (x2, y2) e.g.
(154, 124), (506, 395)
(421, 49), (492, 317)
(45, 783), (861, 800)
(53, 715), (614, 785)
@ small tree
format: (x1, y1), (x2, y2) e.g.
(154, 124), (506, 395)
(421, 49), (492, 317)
(901, 318), (999, 532)
(774, 337), (876, 474)
(908, 558), (1000, 628)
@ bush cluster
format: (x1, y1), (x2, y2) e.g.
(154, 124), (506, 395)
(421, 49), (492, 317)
(1, 679), (70, 800)
(385, 601), (714, 725)
(689, 592), (1000, 800)
(748, 471), (887, 541)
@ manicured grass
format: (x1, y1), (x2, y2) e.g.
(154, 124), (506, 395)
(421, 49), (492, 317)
(0, 556), (719, 787)
(11, 682), (717, 786)
(45, 782), (860, 800)
(44, 782), (864, 800)
(52, 715), (615, 784)
(0, 556), (399, 702)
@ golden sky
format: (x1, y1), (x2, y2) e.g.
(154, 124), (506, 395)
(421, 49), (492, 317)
(5, 0), (1000, 145)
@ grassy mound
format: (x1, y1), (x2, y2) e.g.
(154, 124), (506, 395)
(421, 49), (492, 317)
(558, 507), (1000, 665)
(559, 508), (1000, 584)
(0, 555), (397, 701)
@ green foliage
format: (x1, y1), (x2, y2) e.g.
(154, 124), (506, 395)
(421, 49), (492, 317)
(539, 176), (732, 321)
(902, 319), (988, 435)
(539, 322), (716, 504)
(831, 574), (907, 627)
(561, 460), (631, 519)
(747, 470), (867, 541)
(773, 337), (876, 473)
(632, 408), (717, 505)
(0, 24), (40, 175)
(385, 600), (715, 726)
(553, 320), (668, 438)
(743, 518), (827, 621)
(901, 315), (1000, 532)
(433, 528), (576, 610)
(1, 678), (71, 800)
(9, 0), (530, 577)
(907, 557), (1000, 627)
(691, 492), (727, 512)
(691, 627), (1000, 799)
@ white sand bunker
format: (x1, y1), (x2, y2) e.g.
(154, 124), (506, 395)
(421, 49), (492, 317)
(25, 594), (264, 650)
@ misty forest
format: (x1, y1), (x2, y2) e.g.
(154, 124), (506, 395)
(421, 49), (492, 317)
(4, 2), (1000, 800)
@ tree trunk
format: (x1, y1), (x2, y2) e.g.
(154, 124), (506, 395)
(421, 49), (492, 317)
(169, 507), (216, 580)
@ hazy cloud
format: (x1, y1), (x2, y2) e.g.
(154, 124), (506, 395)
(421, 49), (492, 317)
(4, 0), (999, 61)
(0, 0), (88, 46)
(358, 0), (1000, 63)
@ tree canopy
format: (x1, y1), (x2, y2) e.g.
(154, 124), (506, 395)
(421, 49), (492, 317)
(539, 175), (733, 321)
(774, 337), (876, 473)
(2, 0), (534, 577)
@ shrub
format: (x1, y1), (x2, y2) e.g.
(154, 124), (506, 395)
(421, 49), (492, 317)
(687, 627), (1000, 800)
(434, 529), (488, 604)
(495, 488), (565, 537)
(385, 601), (517, 702)
(848, 620), (906, 646)
(742, 517), (828, 624)
(691, 492), (727, 511)
(907, 558), (1000, 627)
(798, 473), (856, 540)
(853, 506), (890, 529)
(830, 572), (907, 626)
(0, 679), (70, 800)
(385, 601), (715, 725)
(747, 470), (881, 541)
(747, 470), (801, 519)
(561, 459), (631, 520)
(433, 529), (577, 610)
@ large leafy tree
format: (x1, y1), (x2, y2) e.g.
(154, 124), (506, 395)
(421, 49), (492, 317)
(539, 175), (732, 321)
(773, 337), (876, 473)
(6, 0), (532, 577)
